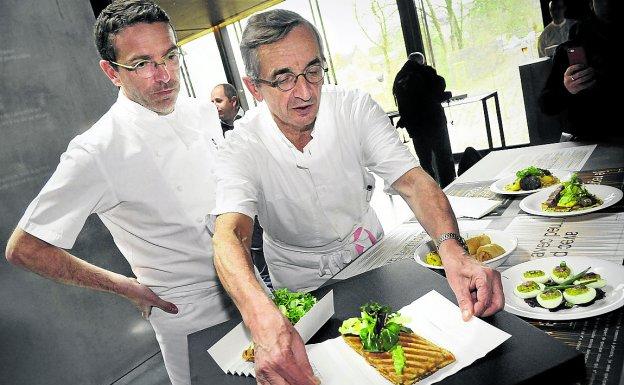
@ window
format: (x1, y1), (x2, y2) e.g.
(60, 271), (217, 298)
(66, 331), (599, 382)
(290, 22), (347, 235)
(180, 32), (227, 100)
(415, 0), (544, 149)
(316, 0), (406, 112)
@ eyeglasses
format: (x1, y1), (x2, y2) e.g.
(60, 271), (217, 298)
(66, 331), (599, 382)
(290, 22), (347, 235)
(110, 48), (183, 79)
(254, 64), (328, 91)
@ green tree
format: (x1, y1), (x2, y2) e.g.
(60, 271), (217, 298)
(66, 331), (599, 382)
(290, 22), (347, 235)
(353, 0), (398, 80)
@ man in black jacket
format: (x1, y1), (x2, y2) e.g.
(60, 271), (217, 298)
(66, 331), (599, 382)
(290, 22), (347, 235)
(539, 0), (619, 143)
(393, 52), (456, 188)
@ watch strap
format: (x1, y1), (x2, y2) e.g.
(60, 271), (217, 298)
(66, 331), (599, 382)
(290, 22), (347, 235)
(435, 232), (468, 252)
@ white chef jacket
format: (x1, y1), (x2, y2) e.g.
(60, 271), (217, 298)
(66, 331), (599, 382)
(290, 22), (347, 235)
(213, 85), (419, 291)
(18, 91), (236, 384)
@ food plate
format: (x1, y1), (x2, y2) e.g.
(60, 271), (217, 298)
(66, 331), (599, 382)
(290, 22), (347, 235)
(490, 169), (571, 195)
(519, 184), (623, 217)
(414, 230), (517, 270)
(502, 256), (624, 320)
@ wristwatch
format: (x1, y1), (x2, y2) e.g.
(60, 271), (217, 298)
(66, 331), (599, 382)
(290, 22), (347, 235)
(435, 232), (469, 252)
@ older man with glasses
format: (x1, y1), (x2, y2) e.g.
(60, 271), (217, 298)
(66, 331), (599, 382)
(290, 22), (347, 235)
(211, 9), (504, 385)
(5, 1), (235, 384)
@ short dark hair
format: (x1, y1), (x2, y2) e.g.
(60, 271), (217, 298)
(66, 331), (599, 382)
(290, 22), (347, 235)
(94, 0), (171, 64)
(216, 83), (238, 100)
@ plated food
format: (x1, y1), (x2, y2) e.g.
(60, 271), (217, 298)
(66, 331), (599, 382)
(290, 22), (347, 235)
(519, 180), (623, 218)
(502, 257), (624, 320)
(511, 261), (607, 312)
(541, 173), (602, 212)
(490, 167), (566, 195)
(415, 230), (517, 270)
(242, 288), (317, 362)
(339, 302), (455, 385)
(504, 166), (559, 192)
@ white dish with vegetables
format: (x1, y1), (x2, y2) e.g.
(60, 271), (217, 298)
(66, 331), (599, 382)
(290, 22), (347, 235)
(490, 167), (570, 196)
(519, 174), (622, 217)
(502, 257), (624, 320)
(414, 230), (517, 270)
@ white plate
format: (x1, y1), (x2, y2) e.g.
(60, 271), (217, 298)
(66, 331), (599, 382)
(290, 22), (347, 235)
(414, 230), (517, 270)
(490, 170), (571, 195)
(519, 184), (623, 217)
(502, 256), (624, 320)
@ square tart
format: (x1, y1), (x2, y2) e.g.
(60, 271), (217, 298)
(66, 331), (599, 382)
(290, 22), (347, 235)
(342, 332), (455, 385)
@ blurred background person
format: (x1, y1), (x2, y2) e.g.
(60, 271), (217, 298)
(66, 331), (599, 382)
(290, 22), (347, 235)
(211, 83), (244, 135)
(538, 0), (618, 143)
(393, 52), (456, 188)
(538, 0), (576, 57)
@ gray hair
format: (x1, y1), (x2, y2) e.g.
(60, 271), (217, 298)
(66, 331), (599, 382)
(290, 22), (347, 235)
(408, 52), (425, 65)
(240, 9), (325, 80)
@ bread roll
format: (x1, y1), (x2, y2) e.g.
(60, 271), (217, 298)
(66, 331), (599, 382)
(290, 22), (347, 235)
(475, 243), (505, 262)
(466, 234), (491, 255)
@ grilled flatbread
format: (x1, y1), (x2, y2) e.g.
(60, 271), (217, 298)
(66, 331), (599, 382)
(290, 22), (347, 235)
(343, 332), (455, 385)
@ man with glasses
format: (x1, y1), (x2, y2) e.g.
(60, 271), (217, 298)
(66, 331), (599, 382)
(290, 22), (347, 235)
(212, 9), (504, 385)
(5, 1), (234, 384)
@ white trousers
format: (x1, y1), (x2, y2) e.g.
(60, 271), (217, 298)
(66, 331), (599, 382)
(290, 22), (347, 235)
(149, 291), (236, 385)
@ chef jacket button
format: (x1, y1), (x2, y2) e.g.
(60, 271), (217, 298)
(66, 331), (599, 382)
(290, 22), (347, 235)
(155, 151), (162, 157)
(176, 185), (183, 191)
(196, 217), (203, 223)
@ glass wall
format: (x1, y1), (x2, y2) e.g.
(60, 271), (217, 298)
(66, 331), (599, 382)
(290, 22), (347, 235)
(183, 0), (546, 150)
(415, 0), (544, 149)
(316, 0), (406, 111)
(180, 32), (227, 100)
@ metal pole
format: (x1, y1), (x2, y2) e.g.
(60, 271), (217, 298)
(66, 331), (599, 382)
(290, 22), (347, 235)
(419, 0), (436, 68)
(312, 0), (338, 85)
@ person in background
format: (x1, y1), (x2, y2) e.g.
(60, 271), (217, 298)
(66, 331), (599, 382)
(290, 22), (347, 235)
(4, 1), (235, 384)
(393, 52), (456, 188)
(211, 9), (503, 385)
(538, 0), (618, 142)
(538, 0), (576, 57)
(211, 83), (244, 135)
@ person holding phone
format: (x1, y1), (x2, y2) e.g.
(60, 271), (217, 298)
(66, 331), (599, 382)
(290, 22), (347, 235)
(539, 0), (618, 142)
(562, 46), (596, 95)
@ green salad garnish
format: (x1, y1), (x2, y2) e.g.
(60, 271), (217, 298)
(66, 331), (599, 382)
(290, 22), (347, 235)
(272, 288), (317, 324)
(516, 166), (546, 178)
(338, 302), (412, 375)
(557, 173), (592, 207)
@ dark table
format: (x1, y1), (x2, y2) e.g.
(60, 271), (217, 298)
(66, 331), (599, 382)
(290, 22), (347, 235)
(189, 259), (586, 385)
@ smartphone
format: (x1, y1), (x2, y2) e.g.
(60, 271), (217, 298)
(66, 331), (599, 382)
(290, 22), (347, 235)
(567, 46), (587, 66)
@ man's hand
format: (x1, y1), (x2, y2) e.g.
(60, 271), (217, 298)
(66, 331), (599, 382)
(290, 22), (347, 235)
(439, 241), (504, 321)
(213, 213), (319, 384)
(121, 277), (178, 319)
(251, 309), (319, 385)
(564, 64), (596, 94)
